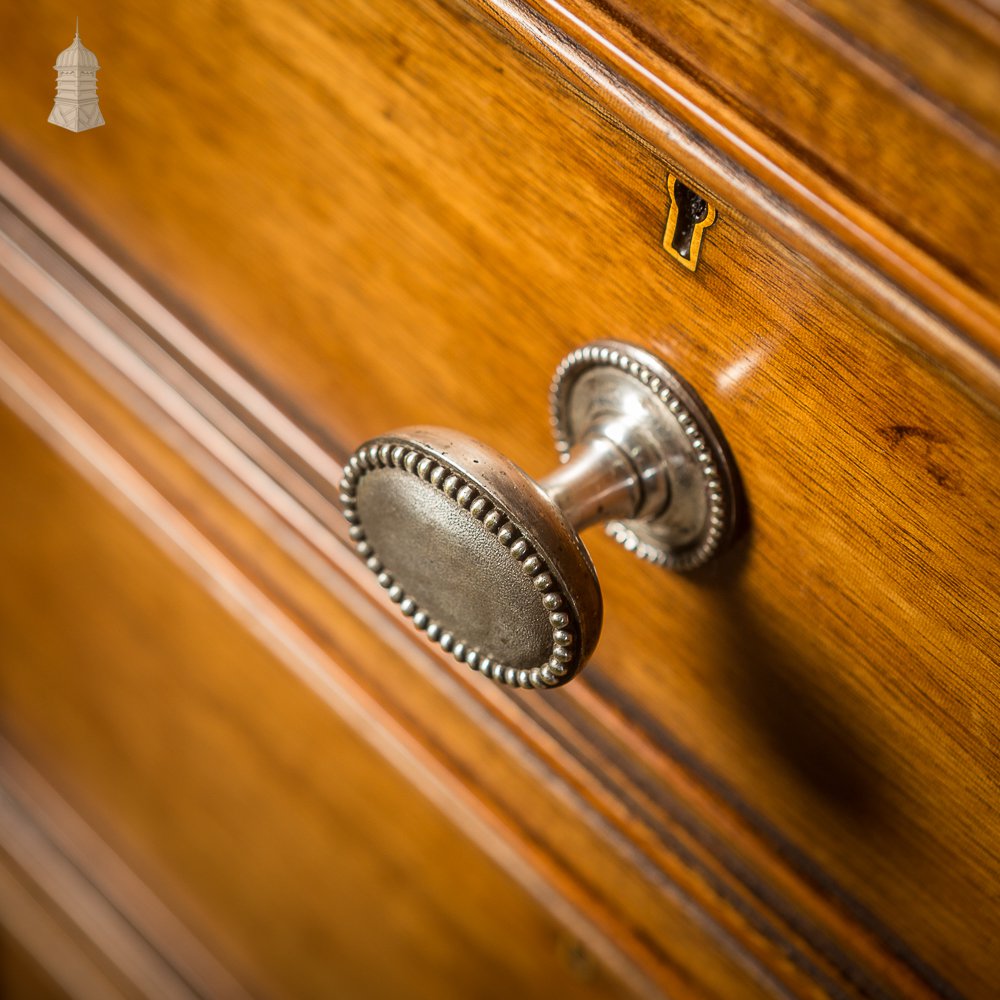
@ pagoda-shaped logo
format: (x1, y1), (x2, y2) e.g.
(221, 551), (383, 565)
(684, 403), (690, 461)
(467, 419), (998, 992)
(48, 19), (105, 132)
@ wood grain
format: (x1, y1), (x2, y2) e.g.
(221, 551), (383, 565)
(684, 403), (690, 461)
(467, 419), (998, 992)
(0, 397), (646, 1000)
(798, 0), (1000, 137)
(0, 0), (996, 997)
(0, 926), (73, 1000)
(517, 0), (1000, 346)
(2, 0), (997, 380)
(0, 225), (946, 1000)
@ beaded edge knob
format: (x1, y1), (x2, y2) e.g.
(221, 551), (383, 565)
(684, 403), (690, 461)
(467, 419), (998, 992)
(339, 429), (601, 689)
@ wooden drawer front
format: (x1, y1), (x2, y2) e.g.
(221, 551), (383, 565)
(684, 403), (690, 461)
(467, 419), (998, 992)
(0, 927), (70, 1000)
(0, 1), (997, 997)
(0, 402), (632, 1000)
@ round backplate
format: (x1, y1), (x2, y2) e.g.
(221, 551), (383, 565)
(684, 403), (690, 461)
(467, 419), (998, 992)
(550, 340), (739, 569)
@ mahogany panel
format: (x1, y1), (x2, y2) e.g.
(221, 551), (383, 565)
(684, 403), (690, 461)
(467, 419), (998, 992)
(554, 0), (1000, 304)
(0, 404), (633, 1000)
(0, 928), (72, 1000)
(0, 246), (940, 1000)
(0, 0), (996, 997)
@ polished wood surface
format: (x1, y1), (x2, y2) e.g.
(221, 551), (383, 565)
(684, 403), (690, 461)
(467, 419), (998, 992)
(520, 0), (1000, 342)
(0, 0), (997, 997)
(0, 928), (71, 1000)
(0, 400), (638, 1000)
(0, 271), (810, 999)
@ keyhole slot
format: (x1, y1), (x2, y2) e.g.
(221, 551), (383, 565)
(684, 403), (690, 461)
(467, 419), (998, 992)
(662, 174), (717, 271)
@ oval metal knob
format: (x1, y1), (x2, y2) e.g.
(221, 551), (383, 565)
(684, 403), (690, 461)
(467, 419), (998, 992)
(340, 341), (739, 689)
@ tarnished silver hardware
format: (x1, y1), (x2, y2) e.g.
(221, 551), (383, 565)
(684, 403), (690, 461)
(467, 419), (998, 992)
(550, 341), (738, 570)
(340, 340), (739, 689)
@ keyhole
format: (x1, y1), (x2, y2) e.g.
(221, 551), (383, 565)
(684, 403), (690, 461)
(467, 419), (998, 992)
(662, 174), (717, 271)
(671, 184), (708, 259)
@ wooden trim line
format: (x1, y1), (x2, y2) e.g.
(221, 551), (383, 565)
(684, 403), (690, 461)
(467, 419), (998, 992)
(0, 740), (247, 1000)
(0, 337), (675, 1000)
(472, 0), (1000, 396)
(0, 161), (959, 1000)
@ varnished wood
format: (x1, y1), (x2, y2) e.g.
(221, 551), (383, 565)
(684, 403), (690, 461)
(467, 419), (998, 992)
(1, 0), (996, 382)
(794, 0), (1000, 138)
(494, 0), (1000, 375)
(0, 277), (828, 999)
(0, 151), (992, 1000)
(0, 741), (237, 1000)
(0, 927), (72, 1000)
(514, 0), (1000, 349)
(0, 0), (997, 997)
(0, 399), (647, 1000)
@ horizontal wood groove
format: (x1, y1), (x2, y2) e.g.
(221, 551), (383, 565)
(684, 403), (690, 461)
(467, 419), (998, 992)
(472, 0), (1000, 392)
(0, 739), (244, 1000)
(776, 1), (999, 147)
(567, 678), (966, 1000)
(0, 166), (960, 999)
(0, 334), (675, 1000)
